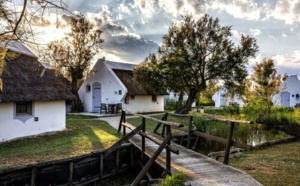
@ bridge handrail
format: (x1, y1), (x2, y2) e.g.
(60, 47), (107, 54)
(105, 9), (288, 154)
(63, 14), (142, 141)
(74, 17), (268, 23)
(169, 112), (253, 124)
(123, 109), (184, 128)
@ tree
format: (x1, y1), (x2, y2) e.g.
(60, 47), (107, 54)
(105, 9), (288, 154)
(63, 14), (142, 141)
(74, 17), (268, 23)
(0, 0), (67, 90)
(251, 58), (282, 116)
(42, 14), (104, 111)
(134, 14), (258, 114)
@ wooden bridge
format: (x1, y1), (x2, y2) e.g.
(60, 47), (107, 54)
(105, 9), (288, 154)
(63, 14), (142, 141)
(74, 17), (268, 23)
(101, 110), (262, 186)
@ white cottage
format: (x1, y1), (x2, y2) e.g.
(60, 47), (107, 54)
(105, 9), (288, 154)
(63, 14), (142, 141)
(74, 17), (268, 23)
(164, 92), (196, 107)
(0, 42), (75, 142)
(272, 75), (300, 107)
(78, 58), (168, 113)
(212, 86), (243, 107)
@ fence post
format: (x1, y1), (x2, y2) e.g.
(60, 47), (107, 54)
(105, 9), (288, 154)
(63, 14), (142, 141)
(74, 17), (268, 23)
(69, 162), (73, 186)
(224, 122), (235, 165)
(142, 117), (146, 161)
(166, 125), (171, 173)
(186, 115), (193, 149)
(31, 168), (36, 186)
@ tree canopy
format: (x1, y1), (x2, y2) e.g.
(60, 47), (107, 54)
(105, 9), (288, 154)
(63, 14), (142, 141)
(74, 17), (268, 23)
(41, 14), (103, 111)
(134, 14), (258, 113)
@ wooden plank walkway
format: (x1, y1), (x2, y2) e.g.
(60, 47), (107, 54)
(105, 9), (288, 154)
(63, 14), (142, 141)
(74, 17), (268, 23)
(100, 116), (262, 186)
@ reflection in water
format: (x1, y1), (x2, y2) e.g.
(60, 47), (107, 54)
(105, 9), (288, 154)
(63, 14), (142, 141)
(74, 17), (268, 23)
(191, 120), (289, 154)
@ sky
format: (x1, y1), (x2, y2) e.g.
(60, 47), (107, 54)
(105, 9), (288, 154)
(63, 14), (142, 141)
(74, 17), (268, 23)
(12, 0), (300, 76)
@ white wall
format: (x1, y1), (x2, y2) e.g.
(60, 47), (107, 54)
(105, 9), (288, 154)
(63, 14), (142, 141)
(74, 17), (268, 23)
(78, 59), (127, 112)
(123, 95), (164, 113)
(0, 100), (66, 142)
(213, 89), (243, 107)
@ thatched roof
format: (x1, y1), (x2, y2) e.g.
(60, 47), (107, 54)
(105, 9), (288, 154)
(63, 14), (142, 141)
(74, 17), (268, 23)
(0, 54), (75, 102)
(113, 69), (168, 96)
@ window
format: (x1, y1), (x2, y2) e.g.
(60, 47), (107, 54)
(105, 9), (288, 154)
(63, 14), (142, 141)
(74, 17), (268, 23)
(296, 94), (300, 101)
(86, 84), (91, 92)
(152, 95), (157, 102)
(119, 90), (122, 95)
(16, 101), (32, 116)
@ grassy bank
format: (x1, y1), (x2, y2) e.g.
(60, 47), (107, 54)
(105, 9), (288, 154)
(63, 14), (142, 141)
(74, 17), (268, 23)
(0, 117), (121, 170)
(230, 141), (300, 186)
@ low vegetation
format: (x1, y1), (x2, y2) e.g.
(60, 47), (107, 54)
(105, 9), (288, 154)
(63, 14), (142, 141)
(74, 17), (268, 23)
(0, 117), (121, 170)
(161, 172), (187, 186)
(230, 141), (300, 186)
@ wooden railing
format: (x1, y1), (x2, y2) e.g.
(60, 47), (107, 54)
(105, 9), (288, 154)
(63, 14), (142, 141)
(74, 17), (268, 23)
(154, 112), (253, 165)
(117, 109), (183, 186)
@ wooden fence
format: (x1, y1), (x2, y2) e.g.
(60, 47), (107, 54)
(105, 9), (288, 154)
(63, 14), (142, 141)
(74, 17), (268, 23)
(0, 143), (139, 186)
(118, 109), (184, 186)
(153, 112), (253, 165)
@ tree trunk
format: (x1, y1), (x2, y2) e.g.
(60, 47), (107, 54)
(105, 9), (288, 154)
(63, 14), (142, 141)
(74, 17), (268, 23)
(175, 89), (196, 114)
(71, 78), (83, 112)
(178, 92), (184, 103)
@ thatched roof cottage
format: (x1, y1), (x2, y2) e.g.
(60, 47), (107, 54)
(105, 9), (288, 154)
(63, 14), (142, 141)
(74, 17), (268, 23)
(0, 42), (75, 142)
(78, 58), (168, 113)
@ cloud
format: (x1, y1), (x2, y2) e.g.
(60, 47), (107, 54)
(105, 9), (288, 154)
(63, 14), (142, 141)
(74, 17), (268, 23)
(231, 30), (241, 39)
(281, 33), (287, 37)
(30, 15), (51, 27)
(266, 0), (300, 24)
(272, 50), (300, 66)
(102, 33), (158, 63)
(210, 0), (261, 20)
(249, 28), (261, 36)
(61, 13), (73, 24)
(87, 11), (159, 63)
(268, 35), (278, 42)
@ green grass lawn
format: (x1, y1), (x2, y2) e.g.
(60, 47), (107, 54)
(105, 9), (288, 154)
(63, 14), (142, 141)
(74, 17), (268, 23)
(0, 119), (121, 170)
(126, 114), (190, 135)
(229, 141), (300, 186)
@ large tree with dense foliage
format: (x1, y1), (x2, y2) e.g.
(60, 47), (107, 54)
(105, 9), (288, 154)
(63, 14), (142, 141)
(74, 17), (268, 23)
(42, 14), (103, 111)
(134, 14), (258, 114)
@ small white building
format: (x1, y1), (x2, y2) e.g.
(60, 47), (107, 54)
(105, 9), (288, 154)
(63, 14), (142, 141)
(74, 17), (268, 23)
(0, 42), (75, 142)
(272, 75), (300, 108)
(164, 92), (196, 107)
(78, 58), (168, 113)
(212, 86), (243, 107)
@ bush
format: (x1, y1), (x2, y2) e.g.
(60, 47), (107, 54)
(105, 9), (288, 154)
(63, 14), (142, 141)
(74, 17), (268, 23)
(165, 99), (185, 110)
(198, 97), (215, 106)
(161, 172), (187, 186)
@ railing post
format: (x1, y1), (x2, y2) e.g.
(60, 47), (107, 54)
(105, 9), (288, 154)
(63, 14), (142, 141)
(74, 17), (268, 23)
(224, 122), (235, 165)
(186, 115), (193, 149)
(118, 110), (125, 132)
(166, 125), (171, 173)
(153, 113), (168, 133)
(123, 124), (126, 136)
(142, 117), (146, 161)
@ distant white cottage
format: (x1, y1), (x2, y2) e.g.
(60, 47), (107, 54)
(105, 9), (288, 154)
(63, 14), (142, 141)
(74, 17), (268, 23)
(78, 58), (168, 113)
(0, 42), (75, 142)
(212, 86), (243, 107)
(164, 92), (196, 107)
(272, 75), (300, 108)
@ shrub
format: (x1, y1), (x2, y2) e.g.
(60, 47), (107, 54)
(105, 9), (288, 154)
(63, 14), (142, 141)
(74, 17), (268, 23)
(198, 97), (215, 106)
(165, 99), (185, 110)
(161, 172), (187, 186)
